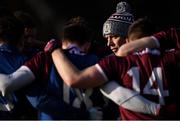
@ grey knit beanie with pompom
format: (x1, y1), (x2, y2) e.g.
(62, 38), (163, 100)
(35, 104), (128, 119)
(103, 1), (134, 37)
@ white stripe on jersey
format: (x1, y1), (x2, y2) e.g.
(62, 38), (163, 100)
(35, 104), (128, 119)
(100, 81), (139, 106)
(95, 64), (108, 82)
(134, 48), (161, 55)
(0, 101), (14, 111)
(151, 36), (160, 48)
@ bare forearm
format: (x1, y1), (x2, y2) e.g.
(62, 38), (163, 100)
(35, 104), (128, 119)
(52, 49), (81, 86)
(52, 49), (106, 88)
(117, 37), (159, 56)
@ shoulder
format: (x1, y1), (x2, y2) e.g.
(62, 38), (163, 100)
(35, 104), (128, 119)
(66, 52), (99, 65)
(85, 53), (99, 61)
(24, 51), (51, 69)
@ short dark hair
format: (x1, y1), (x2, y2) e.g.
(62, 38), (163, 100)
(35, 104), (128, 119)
(128, 17), (157, 39)
(61, 16), (94, 45)
(0, 8), (24, 45)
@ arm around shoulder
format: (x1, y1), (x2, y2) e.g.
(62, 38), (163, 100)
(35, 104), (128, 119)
(52, 48), (107, 88)
(117, 36), (160, 56)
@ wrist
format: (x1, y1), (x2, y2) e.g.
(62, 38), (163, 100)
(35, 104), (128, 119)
(44, 39), (61, 54)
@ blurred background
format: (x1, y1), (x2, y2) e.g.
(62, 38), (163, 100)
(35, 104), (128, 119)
(1, 0), (180, 44)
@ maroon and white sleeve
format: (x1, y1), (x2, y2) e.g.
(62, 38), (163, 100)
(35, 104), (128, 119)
(96, 57), (160, 116)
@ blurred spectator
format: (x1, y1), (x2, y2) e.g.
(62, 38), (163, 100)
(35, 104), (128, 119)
(14, 11), (46, 58)
(0, 7), (36, 119)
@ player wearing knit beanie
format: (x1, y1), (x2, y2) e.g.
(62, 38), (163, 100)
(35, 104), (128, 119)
(103, 1), (134, 38)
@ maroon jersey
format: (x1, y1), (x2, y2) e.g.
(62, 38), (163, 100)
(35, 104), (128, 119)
(24, 51), (52, 81)
(153, 28), (180, 50)
(97, 49), (180, 120)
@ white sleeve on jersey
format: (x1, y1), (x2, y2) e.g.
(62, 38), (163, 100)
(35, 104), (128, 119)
(0, 66), (35, 96)
(100, 81), (160, 116)
(100, 81), (139, 105)
(150, 36), (160, 48)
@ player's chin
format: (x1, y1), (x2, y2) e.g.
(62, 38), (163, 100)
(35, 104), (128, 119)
(111, 47), (117, 51)
(112, 49), (118, 54)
